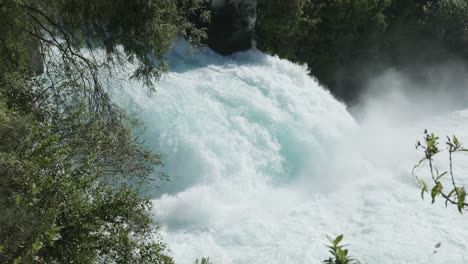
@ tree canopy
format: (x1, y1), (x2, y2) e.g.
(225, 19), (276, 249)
(0, 0), (209, 263)
(256, 0), (468, 102)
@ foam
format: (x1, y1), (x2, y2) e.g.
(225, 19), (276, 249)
(114, 44), (468, 264)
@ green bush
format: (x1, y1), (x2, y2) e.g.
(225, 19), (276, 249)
(0, 91), (177, 263)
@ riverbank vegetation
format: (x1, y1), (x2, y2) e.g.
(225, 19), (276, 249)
(0, 0), (209, 262)
(256, 0), (468, 102)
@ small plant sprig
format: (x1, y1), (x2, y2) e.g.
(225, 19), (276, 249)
(323, 235), (359, 264)
(413, 130), (468, 213)
(194, 258), (214, 264)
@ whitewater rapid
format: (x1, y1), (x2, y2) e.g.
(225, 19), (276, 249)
(115, 44), (468, 264)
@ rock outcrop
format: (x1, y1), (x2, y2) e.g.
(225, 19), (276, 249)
(208, 0), (256, 55)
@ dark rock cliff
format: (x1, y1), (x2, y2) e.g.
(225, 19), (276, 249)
(207, 0), (256, 55)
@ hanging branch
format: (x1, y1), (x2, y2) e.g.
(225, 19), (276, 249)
(17, 3), (121, 122)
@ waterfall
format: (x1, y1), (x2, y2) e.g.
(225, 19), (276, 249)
(114, 43), (468, 264)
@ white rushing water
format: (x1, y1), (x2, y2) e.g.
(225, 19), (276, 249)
(115, 43), (468, 264)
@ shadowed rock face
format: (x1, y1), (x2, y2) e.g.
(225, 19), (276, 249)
(208, 0), (256, 55)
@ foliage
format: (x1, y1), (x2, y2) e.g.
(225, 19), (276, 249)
(0, 88), (174, 263)
(256, 0), (468, 102)
(422, 0), (468, 59)
(194, 258), (214, 264)
(256, 0), (390, 101)
(0, 0), (210, 116)
(0, 0), (210, 263)
(413, 130), (468, 213)
(323, 235), (359, 264)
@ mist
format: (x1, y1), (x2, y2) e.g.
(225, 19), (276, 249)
(353, 61), (468, 118)
(112, 43), (468, 263)
(322, 61), (468, 189)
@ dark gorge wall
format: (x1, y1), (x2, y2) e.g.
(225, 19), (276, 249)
(207, 0), (257, 55)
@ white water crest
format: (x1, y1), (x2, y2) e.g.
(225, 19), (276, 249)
(114, 43), (468, 264)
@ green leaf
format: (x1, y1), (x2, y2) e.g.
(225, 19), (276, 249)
(14, 257), (21, 264)
(334, 234), (344, 245)
(15, 194), (22, 205)
(33, 237), (42, 252)
(453, 135), (459, 146)
(456, 188), (466, 214)
(337, 248), (345, 259)
(446, 188), (457, 207)
(436, 171), (448, 181)
(51, 225), (64, 232)
(431, 182), (443, 204)
(416, 177), (428, 199)
(31, 183), (39, 195)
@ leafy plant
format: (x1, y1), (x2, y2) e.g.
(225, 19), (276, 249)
(195, 257), (214, 264)
(413, 130), (468, 213)
(324, 235), (359, 264)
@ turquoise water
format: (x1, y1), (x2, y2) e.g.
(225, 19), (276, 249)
(115, 44), (468, 264)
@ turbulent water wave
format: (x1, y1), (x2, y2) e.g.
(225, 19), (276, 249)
(114, 43), (468, 264)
